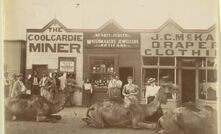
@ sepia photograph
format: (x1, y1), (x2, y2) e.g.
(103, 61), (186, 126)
(2, 0), (220, 134)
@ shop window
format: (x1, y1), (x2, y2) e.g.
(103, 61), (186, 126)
(143, 57), (158, 66)
(90, 57), (115, 88)
(207, 58), (217, 67)
(143, 69), (158, 83)
(198, 58), (206, 67)
(207, 70), (217, 82)
(159, 69), (175, 99)
(180, 58), (196, 67)
(159, 69), (175, 83)
(199, 69), (217, 100)
(159, 57), (175, 66)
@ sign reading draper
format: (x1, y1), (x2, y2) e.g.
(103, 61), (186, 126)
(141, 33), (217, 57)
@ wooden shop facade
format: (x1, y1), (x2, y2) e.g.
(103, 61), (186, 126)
(4, 19), (218, 109)
(83, 20), (141, 104)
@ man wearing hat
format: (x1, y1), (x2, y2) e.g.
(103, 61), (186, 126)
(10, 73), (26, 97)
(145, 78), (160, 104)
(122, 76), (139, 107)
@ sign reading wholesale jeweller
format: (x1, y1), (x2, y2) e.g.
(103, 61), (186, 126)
(84, 32), (140, 48)
(141, 23), (217, 57)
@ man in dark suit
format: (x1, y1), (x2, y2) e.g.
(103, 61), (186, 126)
(28, 70), (40, 95)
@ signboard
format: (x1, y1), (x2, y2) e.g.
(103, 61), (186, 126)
(58, 57), (76, 72)
(141, 23), (217, 57)
(26, 19), (83, 86)
(27, 24), (83, 54)
(141, 33), (216, 57)
(84, 33), (140, 48)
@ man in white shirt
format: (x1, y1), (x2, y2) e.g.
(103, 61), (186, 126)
(83, 78), (93, 106)
(145, 78), (160, 104)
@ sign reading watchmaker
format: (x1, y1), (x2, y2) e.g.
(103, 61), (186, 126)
(141, 27), (217, 57)
(84, 32), (140, 48)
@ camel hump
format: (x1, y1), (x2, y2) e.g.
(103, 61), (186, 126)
(108, 97), (124, 104)
(182, 102), (200, 112)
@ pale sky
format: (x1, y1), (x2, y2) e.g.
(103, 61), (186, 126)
(4, 0), (219, 40)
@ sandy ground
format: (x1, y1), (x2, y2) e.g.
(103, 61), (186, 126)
(5, 107), (155, 134)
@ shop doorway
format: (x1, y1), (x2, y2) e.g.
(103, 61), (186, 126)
(32, 65), (48, 77)
(181, 70), (196, 103)
(119, 67), (134, 85)
(119, 67), (133, 96)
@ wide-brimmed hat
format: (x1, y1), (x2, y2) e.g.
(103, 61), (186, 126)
(147, 78), (156, 84)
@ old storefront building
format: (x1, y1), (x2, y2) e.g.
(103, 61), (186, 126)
(83, 20), (141, 103)
(141, 19), (217, 109)
(4, 40), (26, 77)
(26, 19), (84, 86)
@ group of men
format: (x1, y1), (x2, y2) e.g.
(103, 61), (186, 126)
(4, 71), (78, 106)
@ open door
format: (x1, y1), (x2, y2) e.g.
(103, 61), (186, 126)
(182, 70), (196, 103)
(32, 65), (48, 77)
(119, 67), (133, 97)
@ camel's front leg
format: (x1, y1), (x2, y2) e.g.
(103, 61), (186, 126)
(132, 118), (156, 129)
(137, 122), (157, 129)
(36, 115), (57, 123)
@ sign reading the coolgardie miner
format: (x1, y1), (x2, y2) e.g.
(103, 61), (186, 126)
(141, 23), (217, 57)
(27, 23), (83, 54)
(84, 32), (140, 48)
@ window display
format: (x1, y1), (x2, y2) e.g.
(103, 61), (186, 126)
(198, 58), (217, 100)
(89, 57), (115, 88)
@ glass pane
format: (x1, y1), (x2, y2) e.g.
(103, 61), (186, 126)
(159, 57), (175, 66)
(199, 70), (206, 99)
(143, 69), (158, 83)
(180, 58), (196, 67)
(207, 70), (217, 82)
(159, 69), (175, 83)
(159, 69), (175, 99)
(198, 58), (206, 67)
(199, 70), (206, 83)
(207, 58), (217, 67)
(143, 57), (158, 66)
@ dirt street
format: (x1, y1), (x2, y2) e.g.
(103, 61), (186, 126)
(5, 107), (155, 134)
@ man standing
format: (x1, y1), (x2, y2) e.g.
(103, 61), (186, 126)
(115, 75), (122, 97)
(107, 74), (117, 98)
(10, 73), (26, 97)
(83, 78), (93, 107)
(28, 70), (40, 95)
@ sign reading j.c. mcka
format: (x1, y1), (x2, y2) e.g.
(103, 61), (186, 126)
(141, 21), (217, 57)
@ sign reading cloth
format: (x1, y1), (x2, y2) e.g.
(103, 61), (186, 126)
(59, 57), (76, 72)
(85, 33), (140, 48)
(27, 24), (83, 53)
(141, 33), (217, 57)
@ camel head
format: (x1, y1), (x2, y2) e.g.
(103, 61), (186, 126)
(82, 103), (104, 128)
(157, 83), (178, 104)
